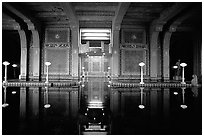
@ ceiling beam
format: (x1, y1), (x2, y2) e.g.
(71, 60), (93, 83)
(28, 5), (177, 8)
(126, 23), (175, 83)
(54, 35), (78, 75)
(60, 2), (79, 27)
(151, 2), (191, 26)
(169, 6), (200, 32)
(78, 16), (113, 21)
(3, 3), (40, 30)
(112, 2), (130, 30)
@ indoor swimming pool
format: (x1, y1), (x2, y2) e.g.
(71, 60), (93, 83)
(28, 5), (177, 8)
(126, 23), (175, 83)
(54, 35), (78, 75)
(2, 78), (202, 135)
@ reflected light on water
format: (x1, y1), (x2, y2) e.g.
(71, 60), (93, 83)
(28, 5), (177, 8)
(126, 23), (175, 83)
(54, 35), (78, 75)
(138, 104), (145, 109)
(44, 104), (51, 108)
(180, 104), (187, 109)
(173, 92), (178, 95)
(2, 103), (9, 108)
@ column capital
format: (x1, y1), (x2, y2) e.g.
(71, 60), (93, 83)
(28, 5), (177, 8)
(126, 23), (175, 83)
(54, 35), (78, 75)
(70, 24), (79, 31)
(112, 24), (121, 31)
(151, 21), (166, 32)
(168, 21), (181, 32)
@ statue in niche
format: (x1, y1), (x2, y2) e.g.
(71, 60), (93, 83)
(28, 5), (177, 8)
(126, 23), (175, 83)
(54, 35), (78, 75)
(175, 59), (181, 76)
(173, 59), (181, 80)
(191, 74), (198, 86)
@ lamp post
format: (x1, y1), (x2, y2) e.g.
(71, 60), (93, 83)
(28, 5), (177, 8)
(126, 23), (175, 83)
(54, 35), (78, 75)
(44, 86), (51, 108)
(180, 87), (187, 109)
(139, 62), (145, 84)
(12, 64), (17, 79)
(180, 63), (187, 84)
(2, 86), (9, 107)
(3, 61), (10, 83)
(45, 62), (51, 83)
(173, 65), (178, 80)
(138, 87), (145, 109)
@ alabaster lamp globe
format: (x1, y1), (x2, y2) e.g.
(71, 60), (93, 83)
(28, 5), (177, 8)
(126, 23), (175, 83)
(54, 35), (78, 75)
(139, 62), (145, 67)
(173, 65), (178, 69)
(12, 64), (17, 67)
(45, 62), (51, 66)
(2, 103), (9, 108)
(180, 63), (187, 67)
(3, 61), (10, 66)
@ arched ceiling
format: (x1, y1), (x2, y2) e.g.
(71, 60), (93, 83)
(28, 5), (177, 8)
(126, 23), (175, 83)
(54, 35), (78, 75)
(2, 2), (202, 32)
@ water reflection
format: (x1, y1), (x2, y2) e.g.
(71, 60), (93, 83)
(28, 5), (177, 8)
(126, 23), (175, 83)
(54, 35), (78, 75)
(2, 79), (202, 135)
(2, 86), (9, 107)
(44, 86), (51, 108)
(180, 87), (187, 109)
(138, 87), (145, 109)
(79, 78), (111, 135)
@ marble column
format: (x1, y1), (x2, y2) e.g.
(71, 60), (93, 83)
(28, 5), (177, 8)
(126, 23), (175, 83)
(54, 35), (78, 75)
(111, 25), (120, 78)
(150, 24), (163, 81)
(29, 30), (40, 81)
(163, 26), (176, 81)
(18, 30), (27, 81)
(71, 26), (79, 79)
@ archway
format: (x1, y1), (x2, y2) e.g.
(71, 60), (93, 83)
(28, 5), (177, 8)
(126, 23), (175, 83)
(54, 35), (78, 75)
(2, 30), (21, 80)
(170, 32), (194, 81)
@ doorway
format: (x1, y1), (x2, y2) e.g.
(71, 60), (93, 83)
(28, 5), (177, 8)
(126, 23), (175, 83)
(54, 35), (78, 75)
(81, 55), (110, 77)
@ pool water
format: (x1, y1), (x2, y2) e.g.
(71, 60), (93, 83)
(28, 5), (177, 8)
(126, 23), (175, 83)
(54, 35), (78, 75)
(2, 78), (202, 135)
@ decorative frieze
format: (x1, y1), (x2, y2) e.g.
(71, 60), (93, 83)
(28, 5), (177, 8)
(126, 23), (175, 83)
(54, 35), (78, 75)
(45, 43), (70, 48)
(120, 43), (147, 49)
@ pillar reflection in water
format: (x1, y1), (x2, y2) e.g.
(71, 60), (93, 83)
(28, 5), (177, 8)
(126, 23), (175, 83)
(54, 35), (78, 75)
(163, 88), (170, 129)
(110, 89), (119, 117)
(44, 86), (51, 108)
(2, 86), (9, 107)
(139, 87), (145, 109)
(70, 90), (79, 118)
(79, 78), (111, 134)
(180, 87), (187, 109)
(28, 88), (39, 117)
(20, 87), (27, 120)
(150, 88), (159, 130)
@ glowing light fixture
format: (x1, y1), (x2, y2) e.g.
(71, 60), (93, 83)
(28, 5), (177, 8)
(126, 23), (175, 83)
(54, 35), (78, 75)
(12, 64), (17, 67)
(81, 29), (110, 33)
(82, 37), (109, 40)
(173, 92), (178, 95)
(180, 63), (187, 84)
(12, 64), (18, 79)
(139, 62), (145, 84)
(45, 62), (51, 83)
(12, 91), (17, 94)
(173, 66), (178, 69)
(3, 61), (10, 83)
(82, 33), (109, 37)
(88, 101), (103, 108)
(81, 28), (111, 40)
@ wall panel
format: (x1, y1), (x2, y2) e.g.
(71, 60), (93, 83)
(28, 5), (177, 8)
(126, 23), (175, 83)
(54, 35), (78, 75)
(121, 49), (146, 75)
